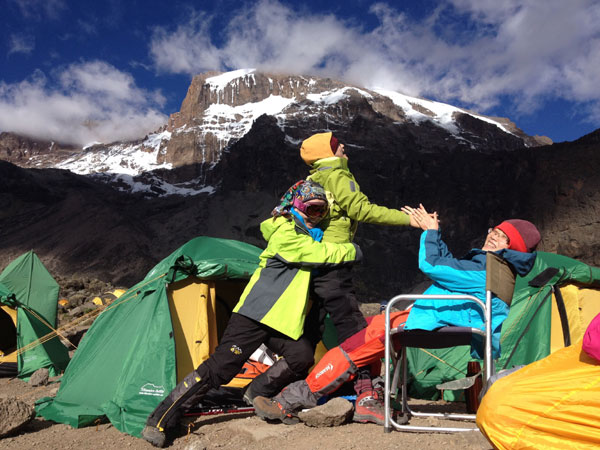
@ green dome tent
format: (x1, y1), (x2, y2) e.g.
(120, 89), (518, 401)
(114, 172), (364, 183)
(0, 251), (70, 379)
(406, 251), (600, 400)
(36, 236), (262, 437)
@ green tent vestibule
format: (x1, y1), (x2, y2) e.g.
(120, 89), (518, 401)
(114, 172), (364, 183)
(36, 236), (262, 438)
(0, 251), (70, 379)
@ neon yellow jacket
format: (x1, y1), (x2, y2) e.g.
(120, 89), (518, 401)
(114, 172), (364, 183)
(233, 215), (361, 339)
(302, 133), (410, 244)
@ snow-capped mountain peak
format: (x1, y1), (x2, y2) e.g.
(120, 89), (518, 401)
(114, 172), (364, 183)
(0, 69), (551, 197)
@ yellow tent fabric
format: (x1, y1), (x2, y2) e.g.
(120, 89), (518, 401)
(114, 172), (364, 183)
(550, 285), (600, 352)
(167, 278), (219, 383)
(91, 289), (126, 306)
(166, 276), (258, 386)
(477, 339), (600, 449)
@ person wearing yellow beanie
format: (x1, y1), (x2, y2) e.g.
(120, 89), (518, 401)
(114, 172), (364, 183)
(297, 131), (421, 423)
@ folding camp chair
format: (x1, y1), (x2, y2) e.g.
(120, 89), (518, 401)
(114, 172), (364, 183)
(383, 252), (516, 432)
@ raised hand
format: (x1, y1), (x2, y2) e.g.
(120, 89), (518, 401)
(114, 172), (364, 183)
(401, 204), (439, 230)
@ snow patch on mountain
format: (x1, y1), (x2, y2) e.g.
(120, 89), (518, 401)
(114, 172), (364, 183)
(373, 88), (513, 136)
(103, 172), (216, 197)
(82, 141), (102, 150)
(65, 88), (296, 196)
(57, 130), (173, 176)
(307, 87), (372, 105)
(55, 130), (215, 197)
(199, 94), (295, 143)
(206, 68), (257, 92)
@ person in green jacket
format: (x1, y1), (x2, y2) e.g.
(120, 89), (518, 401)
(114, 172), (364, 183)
(142, 180), (362, 448)
(300, 131), (420, 423)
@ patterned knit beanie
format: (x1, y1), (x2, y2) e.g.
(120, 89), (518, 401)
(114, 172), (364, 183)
(271, 180), (327, 217)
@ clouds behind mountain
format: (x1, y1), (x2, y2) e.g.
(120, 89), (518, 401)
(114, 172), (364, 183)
(150, 0), (600, 124)
(0, 61), (166, 146)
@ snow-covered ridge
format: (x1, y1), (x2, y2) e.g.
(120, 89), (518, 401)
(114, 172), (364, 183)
(56, 130), (213, 197)
(202, 69), (513, 136)
(58, 130), (173, 176)
(206, 68), (257, 92)
(372, 88), (513, 135)
(198, 94), (295, 144)
(306, 87), (373, 106)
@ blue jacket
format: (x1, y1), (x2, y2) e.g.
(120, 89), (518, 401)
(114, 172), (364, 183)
(404, 229), (536, 358)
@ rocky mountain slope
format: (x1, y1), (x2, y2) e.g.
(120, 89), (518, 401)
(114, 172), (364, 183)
(0, 70), (597, 301)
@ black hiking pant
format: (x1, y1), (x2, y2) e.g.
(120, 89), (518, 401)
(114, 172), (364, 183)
(146, 312), (320, 430)
(244, 298), (324, 399)
(311, 265), (367, 343)
(246, 266), (369, 400)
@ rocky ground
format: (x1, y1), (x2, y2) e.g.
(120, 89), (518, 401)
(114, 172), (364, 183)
(0, 374), (491, 450)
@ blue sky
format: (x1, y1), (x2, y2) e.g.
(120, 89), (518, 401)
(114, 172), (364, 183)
(2, 0), (599, 146)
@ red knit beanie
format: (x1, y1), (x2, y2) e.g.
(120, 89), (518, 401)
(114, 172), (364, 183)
(330, 135), (339, 153)
(495, 219), (541, 253)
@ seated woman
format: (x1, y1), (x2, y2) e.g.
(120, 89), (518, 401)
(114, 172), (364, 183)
(252, 205), (540, 425)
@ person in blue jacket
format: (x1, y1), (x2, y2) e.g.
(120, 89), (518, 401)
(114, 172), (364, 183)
(402, 204), (541, 357)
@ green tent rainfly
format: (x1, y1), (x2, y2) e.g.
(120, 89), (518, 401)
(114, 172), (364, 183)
(0, 251), (70, 379)
(36, 236), (262, 437)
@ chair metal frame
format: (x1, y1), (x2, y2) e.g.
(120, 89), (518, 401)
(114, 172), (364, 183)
(383, 252), (515, 433)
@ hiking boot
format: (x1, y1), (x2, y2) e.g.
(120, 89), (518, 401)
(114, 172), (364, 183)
(252, 396), (299, 424)
(353, 390), (386, 425)
(141, 425), (166, 448)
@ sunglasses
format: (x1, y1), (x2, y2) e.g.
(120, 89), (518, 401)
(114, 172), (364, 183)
(293, 197), (328, 218)
(305, 204), (328, 217)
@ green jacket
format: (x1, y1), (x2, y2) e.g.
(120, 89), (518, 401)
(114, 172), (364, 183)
(308, 157), (411, 243)
(233, 215), (362, 339)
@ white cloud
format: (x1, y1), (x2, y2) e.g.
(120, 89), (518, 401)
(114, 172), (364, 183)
(149, 0), (600, 124)
(59, 61), (150, 102)
(0, 62), (167, 146)
(8, 33), (35, 56)
(149, 11), (222, 75)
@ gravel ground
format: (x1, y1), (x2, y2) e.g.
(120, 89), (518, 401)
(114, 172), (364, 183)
(0, 375), (491, 450)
